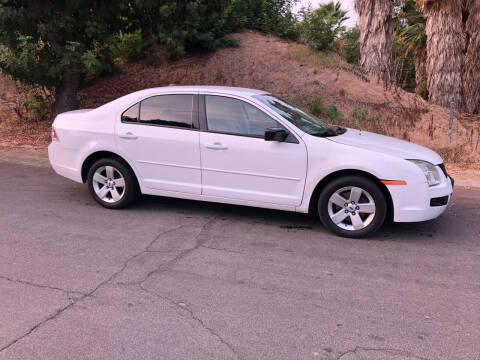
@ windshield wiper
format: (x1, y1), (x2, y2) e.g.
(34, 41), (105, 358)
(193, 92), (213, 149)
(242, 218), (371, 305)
(310, 129), (336, 137)
(310, 126), (346, 137)
(334, 126), (347, 135)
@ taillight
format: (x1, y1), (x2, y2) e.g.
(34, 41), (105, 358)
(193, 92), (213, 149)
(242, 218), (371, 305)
(52, 127), (59, 141)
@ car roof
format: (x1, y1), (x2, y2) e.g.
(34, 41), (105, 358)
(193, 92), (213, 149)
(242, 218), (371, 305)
(132, 85), (269, 97)
(96, 86), (270, 112)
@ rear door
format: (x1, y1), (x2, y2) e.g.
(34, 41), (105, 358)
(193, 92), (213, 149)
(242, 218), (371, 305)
(116, 93), (201, 194)
(199, 94), (307, 206)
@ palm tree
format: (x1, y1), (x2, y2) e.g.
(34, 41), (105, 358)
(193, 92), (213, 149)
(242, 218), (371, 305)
(355, 0), (395, 83)
(397, 1), (427, 87)
(417, 0), (464, 110)
(299, 1), (349, 51)
(463, 0), (479, 114)
(318, 1), (349, 34)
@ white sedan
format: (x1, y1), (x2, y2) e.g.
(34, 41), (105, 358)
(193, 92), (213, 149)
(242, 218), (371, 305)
(48, 86), (454, 237)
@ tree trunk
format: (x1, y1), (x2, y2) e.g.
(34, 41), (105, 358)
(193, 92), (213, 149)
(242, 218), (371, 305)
(420, 0), (464, 110)
(52, 67), (81, 120)
(463, 0), (480, 114)
(355, 0), (395, 83)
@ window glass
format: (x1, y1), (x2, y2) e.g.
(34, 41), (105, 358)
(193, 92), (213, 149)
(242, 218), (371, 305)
(243, 102), (278, 136)
(121, 103), (139, 123)
(254, 95), (336, 136)
(205, 96), (278, 136)
(139, 95), (194, 128)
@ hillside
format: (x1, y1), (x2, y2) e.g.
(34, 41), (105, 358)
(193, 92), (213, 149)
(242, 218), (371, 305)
(1, 30), (479, 179)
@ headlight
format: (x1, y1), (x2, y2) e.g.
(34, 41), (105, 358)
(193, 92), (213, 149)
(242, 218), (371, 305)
(408, 160), (441, 186)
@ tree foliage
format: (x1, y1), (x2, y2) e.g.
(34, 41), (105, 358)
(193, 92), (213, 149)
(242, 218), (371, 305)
(132, 0), (234, 59)
(340, 27), (360, 65)
(0, 1), (129, 85)
(0, 0), (131, 117)
(0, 0), (299, 119)
(299, 1), (348, 51)
(394, 0), (427, 96)
(228, 0), (299, 39)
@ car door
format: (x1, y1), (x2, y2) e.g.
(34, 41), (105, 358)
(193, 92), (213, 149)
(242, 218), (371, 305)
(116, 93), (201, 194)
(199, 94), (307, 206)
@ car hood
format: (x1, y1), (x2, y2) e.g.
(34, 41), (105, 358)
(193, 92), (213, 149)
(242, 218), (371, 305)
(328, 128), (443, 164)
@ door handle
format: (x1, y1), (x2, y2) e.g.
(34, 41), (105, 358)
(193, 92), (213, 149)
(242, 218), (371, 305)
(119, 132), (138, 140)
(205, 142), (228, 150)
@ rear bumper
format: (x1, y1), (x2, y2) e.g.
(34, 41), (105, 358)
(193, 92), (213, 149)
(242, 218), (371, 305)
(48, 142), (83, 183)
(388, 177), (453, 222)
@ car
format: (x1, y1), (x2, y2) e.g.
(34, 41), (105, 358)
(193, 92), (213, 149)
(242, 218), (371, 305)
(48, 86), (454, 238)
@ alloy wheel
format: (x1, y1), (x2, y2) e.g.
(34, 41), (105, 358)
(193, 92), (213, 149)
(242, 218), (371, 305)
(327, 186), (376, 231)
(92, 165), (126, 203)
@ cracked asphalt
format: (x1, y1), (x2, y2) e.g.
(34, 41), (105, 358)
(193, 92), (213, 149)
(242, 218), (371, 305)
(1, 150), (480, 360)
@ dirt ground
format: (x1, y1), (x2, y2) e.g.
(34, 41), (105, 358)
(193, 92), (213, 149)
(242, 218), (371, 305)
(1, 30), (479, 180)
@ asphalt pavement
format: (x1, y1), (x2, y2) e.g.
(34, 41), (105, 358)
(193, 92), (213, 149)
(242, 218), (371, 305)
(0, 150), (479, 360)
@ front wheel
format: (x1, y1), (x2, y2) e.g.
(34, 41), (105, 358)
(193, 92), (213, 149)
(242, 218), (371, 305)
(87, 158), (138, 209)
(317, 176), (387, 238)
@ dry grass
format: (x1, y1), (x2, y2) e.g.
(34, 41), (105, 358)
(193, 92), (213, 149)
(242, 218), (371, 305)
(287, 43), (344, 67)
(0, 74), (51, 148)
(286, 43), (369, 81)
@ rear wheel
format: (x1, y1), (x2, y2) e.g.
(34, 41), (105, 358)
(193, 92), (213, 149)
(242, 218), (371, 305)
(87, 158), (138, 209)
(317, 176), (387, 238)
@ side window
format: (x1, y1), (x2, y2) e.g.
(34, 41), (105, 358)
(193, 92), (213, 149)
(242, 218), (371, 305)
(243, 102), (278, 136)
(121, 103), (139, 123)
(136, 94), (194, 128)
(205, 95), (279, 137)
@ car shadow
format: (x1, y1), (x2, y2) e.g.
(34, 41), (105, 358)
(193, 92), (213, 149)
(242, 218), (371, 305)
(132, 194), (464, 245)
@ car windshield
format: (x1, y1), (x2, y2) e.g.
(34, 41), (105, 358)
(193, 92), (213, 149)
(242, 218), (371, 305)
(254, 95), (344, 137)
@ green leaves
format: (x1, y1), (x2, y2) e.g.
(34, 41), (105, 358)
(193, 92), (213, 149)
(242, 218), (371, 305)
(299, 1), (349, 51)
(228, 0), (299, 39)
(0, 0), (131, 88)
(0, 35), (60, 87)
(0, 0), (302, 117)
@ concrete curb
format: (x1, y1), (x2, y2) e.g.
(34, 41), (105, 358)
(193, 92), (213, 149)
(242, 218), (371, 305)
(454, 179), (480, 189)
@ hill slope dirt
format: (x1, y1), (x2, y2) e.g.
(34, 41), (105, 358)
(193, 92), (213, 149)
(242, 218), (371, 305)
(1, 30), (479, 179)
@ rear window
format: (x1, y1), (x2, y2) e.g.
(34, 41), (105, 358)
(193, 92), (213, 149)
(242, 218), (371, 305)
(121, 94), (195, 129)
(140, 95), (193, 128)
(121, 103), (139, 123)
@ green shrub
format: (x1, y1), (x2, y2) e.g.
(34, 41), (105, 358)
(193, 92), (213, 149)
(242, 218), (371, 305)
(112, 30), (152, 62)
(305, 95), (344, 123)
(351, 105), (369, 123)
(340, 27), (360, 65)
(299, 1), (348, 51)
(306, 95), (325, 116)
(325, 104), (344, 122)
(228, 0), (299, 39)
(15, 82), (54, 121)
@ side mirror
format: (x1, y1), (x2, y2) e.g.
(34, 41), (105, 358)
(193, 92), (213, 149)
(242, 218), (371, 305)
(264, 127), (289, 142)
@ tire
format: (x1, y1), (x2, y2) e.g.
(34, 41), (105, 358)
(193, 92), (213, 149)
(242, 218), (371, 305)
(87, 158), (138, 209)
(317, 175), (387, 238)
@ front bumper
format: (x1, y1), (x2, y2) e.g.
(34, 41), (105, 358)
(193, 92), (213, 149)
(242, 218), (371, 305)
(388, 176), (453, 223)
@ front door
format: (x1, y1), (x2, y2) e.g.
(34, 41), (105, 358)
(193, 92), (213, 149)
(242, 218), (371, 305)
(116, 94), (201, 194)
(199, 95), (307, 206)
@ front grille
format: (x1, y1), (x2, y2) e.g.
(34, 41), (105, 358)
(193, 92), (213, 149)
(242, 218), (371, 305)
(430, 196), (449, 207)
